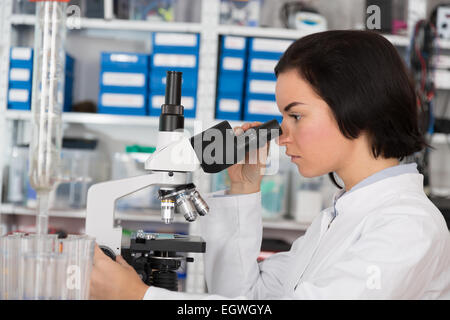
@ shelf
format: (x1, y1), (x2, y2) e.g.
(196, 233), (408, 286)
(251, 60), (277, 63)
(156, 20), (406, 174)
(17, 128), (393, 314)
(11, 14), (410, 47)
(0, 203), (309, 230)
(11, 14), (202, 33)
(0, 203), (187, 223)
(218, 25), (410, 47)
(4, 110), (198, 127)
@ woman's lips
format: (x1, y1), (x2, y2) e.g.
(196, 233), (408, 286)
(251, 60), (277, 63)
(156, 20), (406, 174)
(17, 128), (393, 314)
(287, 154), (301, 162)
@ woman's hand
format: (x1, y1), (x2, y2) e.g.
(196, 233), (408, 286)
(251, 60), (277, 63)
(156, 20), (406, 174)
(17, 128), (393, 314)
(90, 244), (149, 300)
(227, 122), (270, 195)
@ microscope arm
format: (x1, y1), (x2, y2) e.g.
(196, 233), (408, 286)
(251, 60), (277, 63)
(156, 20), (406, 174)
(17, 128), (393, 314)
(85, 171), (187, 256)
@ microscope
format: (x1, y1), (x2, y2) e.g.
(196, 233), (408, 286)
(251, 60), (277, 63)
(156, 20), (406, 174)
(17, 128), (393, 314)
(85, 71), (281, 291)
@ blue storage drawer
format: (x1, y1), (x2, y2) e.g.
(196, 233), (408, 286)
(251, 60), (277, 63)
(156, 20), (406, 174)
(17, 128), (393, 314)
(149, 89), (196, 118)
(219, 52), (246, 72)
(7, 82), (32, 110)
(9, 66), (33, 85)
(247, 56), (279, 79)
(248, 37), (293, 60)
(245, 76), (277, 99)
(244, 95), (282, 123)
(100, 68), (148, 92)
(149, 69), (198, 92)
(10, 47), (33, 68)
(216, 93), (243, 121)
(217, 72), (245, 95)
(98, 89), (148, 116)
(150, 53), (198, 72)
(152, 32), (199, 54)
(221, 36), (248, 55)
(101, 52), (150, 71)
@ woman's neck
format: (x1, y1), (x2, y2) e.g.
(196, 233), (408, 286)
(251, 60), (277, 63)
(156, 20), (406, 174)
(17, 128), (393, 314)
(335, 141), (400, 192)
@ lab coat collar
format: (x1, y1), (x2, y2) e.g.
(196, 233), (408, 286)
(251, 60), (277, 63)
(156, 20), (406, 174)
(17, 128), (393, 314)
(334, 172), (424, 216)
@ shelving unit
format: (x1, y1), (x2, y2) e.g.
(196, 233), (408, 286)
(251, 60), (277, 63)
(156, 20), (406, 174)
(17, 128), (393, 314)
(0, 203), (309, 231)
(1, 0), (443, 232)
(1, 0), (447, 229)
(2, 0), (448, 297)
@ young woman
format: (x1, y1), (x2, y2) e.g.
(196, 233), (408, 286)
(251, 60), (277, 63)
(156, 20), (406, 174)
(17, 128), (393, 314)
(90, 30), (450, 300)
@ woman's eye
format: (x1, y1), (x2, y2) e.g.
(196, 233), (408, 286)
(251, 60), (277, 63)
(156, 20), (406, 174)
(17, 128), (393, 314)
(289, 114), (302, 121)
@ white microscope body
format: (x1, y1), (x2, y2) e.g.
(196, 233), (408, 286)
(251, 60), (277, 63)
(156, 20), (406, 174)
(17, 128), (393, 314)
(85, 71), (203, 256)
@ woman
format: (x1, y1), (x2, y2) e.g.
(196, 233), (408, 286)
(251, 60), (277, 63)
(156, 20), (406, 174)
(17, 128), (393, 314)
(90, 30), (450, 299)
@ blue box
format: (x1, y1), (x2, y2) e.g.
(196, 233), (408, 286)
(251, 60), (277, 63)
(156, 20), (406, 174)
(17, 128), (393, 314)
(152, 32), (200, 54)
(9, 66), (33, 86)
(216, 93), (244, 121)
(247, 56), (279, 80)
(244, 95), (282, 123)
(245, 76), (277, 100)
(101, 52), (150, 71)
(10, 47), (33, 68)
(7, 83), (32, 110)
(217, 72), (246, 95)
(64, 54), (75, 112)
(221, 36), (248, 55)
(248, 37), (293, 60)
(64, 75), (74, 112)
(149, 69), (198, 92)
(100, 68), (148, 92)
(150, 53), (198, 72)
(149, 89), (196, 118)
(98, 88), (148, 116)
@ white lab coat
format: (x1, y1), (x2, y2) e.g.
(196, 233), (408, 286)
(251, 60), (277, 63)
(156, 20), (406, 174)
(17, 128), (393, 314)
(144, 172), (450, 299)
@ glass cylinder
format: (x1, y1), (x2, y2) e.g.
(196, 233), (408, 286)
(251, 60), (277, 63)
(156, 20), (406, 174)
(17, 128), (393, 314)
(28, 1), (68, 235)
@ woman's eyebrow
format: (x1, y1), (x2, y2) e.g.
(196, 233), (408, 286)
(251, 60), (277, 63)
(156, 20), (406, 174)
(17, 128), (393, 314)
(284, 101), (305, 112)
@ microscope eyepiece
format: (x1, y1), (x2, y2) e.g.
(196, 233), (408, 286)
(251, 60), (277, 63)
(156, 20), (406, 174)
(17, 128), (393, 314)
(165, 71), (182, 106)
(159, 71), (184, 132)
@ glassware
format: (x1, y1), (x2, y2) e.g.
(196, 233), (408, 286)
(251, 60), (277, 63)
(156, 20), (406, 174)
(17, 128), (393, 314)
(28, 1), (68, 235)
(0, 233), (95, 300)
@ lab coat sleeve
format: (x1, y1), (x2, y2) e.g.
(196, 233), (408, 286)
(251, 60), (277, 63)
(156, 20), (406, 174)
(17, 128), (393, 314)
(199, 190), (301, 299)
(294, 212), (449, 299)
(199, 191), (264, 298)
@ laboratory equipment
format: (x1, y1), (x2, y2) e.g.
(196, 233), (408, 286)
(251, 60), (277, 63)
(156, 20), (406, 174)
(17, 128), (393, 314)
(0, 233), (95, 300)
(52, 141), (106, 209)
(279, 2), (327, 32)
(7, 145), (29, 205)
(220, 0), (261, 27)
(28, 0), (68, 235)
(85, 70), (282, 290)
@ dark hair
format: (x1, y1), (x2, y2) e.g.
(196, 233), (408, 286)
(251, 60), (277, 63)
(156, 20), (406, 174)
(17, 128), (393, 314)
(275, 30), (427, 160)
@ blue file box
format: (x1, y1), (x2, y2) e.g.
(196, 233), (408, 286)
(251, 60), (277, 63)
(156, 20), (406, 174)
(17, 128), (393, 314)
(98, 88), (148, 116)
(248, 37), (293, 60)
(101, 52), (150, 71)
(100, 68), (148, 92)
(64, 54), (75, 112)
(7, 82), (32, 110)
(152, 32), (200, 54)
(221, 36), (248, 55)
(149, 69), (198, 92)
(245, 76), (277, 99)
(216, 93), (244, 121)
(10, 47), (33, 68)
(244, 95), (282, 123)
(217, 72), (246, 95)
(149, 89), (196, 118)
(218, 53), (246, 94)
(150, 53), (198, 73)
(9, 66), (33, 85)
